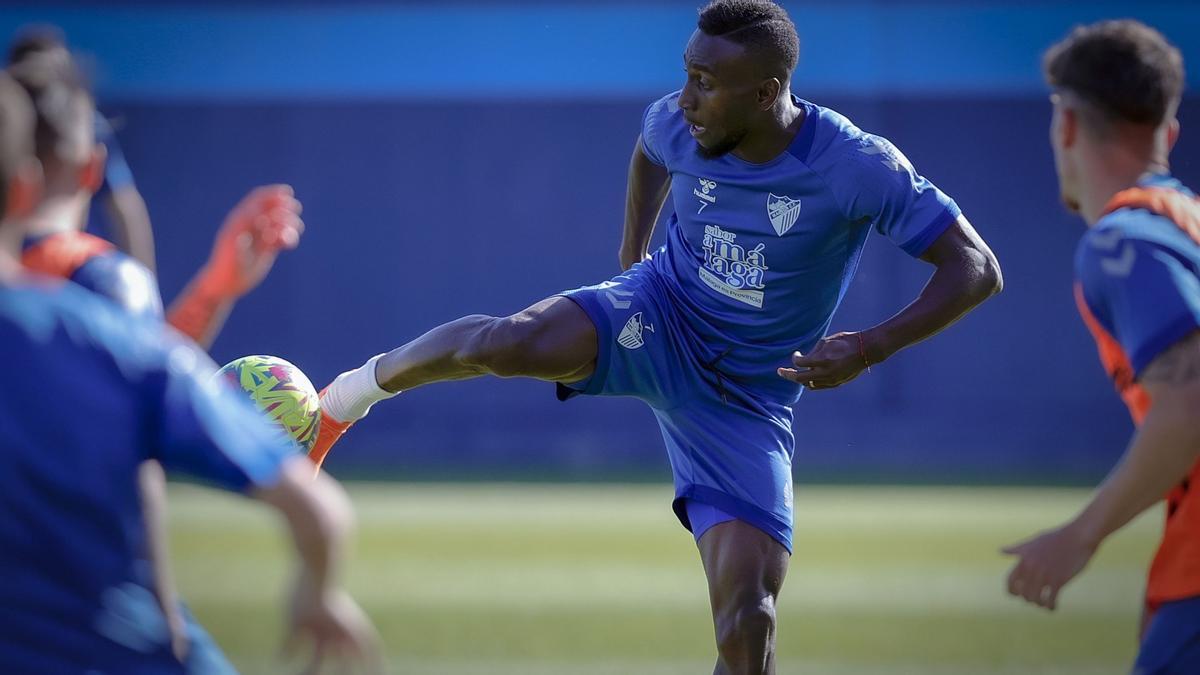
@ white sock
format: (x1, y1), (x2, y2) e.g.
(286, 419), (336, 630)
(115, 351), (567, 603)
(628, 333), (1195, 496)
(320, 354), (398, 423)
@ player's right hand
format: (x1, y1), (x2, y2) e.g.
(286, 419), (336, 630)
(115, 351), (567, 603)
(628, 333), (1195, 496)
(283, 576), (384, 674)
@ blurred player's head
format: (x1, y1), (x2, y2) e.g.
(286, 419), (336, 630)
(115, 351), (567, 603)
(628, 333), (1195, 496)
(0, 69), (42, 268)
(681, 0), (799, 159)
(7, 25), (69, 67)
(7, 36), (102, 230)
(1043, 20), (1184, 218)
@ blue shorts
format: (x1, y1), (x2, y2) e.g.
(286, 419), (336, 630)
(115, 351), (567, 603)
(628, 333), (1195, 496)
(1134, 596), (1200, 674)
(558, 262), (795, 552)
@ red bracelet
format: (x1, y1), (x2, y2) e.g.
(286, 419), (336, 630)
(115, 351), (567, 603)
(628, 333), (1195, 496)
(857, 333), (872, 374)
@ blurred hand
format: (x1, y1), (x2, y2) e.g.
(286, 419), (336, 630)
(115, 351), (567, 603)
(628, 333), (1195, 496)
(283, 573), (383, 675)
(1001, 521), (1099, 611)
(777, 332), (870, 390)
(203, 184), (304, 299)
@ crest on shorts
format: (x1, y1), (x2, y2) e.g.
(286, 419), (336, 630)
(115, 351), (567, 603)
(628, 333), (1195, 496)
(766, 193), (802, 236)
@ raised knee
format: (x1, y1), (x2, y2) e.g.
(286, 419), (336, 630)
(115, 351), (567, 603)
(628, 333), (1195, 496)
(458, 314), (538, 377)
(715, 595), (776, 664)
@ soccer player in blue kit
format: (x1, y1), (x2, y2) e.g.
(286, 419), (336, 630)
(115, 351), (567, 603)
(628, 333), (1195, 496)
(1002, 21), (1200, 675)
(0, 71), (382, 673)
(313, 1), (1001, 671)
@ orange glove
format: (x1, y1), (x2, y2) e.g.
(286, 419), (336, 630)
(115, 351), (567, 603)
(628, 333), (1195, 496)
(200, 184), (304, 299)
(168, 185), (304, 344)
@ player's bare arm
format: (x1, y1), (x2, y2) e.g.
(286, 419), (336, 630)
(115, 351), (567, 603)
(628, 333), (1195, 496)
(104, 185), (157, 273)
(620, 136), (671, 270)
(780, 215), (1002, 389)
(256, 458), (383, 673)
(1003, 330), (1200, 611)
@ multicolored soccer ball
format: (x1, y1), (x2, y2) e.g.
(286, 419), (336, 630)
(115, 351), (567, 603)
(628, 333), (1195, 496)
(215, 355), (321, 453)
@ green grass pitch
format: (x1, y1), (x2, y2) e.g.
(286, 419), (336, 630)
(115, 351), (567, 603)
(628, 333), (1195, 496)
(169, 483), (1158, 674)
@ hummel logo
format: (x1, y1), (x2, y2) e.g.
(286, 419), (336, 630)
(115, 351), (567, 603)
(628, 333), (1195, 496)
(1100, 244), (1137, 277)
(604, 287), (635, 310)
(695, 178), (718, 213)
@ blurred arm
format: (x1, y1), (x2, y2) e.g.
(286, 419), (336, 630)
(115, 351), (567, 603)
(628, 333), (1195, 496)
(1071, 330), (1200, 546)
(255, 457), (382, 671)
(104, 185), (157, 274)
(254, 458), (352, 601)
(138, 460), (187, 661)
(619, 136), (670, 271)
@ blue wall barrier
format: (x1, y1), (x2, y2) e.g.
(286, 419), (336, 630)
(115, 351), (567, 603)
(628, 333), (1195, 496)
(5, 2), (1199, 481)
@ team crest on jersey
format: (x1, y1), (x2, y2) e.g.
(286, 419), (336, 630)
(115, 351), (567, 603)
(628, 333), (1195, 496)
(766, 193), (802, 236)
(617, 312), (653, 349)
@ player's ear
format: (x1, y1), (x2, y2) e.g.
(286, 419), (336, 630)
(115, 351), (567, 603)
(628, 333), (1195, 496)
(1057, 106), (1078, 150)
(758, 77), (782, 110)
(80, 143), (107, 193)
(1166, 118), (1180, 152)
(5, 157), (44, 221)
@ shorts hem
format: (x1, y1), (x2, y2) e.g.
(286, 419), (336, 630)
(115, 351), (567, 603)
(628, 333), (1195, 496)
(673, 485), (793, 553)
(555, 290), (612, 397)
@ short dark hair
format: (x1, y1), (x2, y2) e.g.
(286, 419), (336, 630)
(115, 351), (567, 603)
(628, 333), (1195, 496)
(0, 70), (35, 222)
(7, 43), (92, 168)
(698, 0), (799, 78)
(1044, 20), (1184, 128)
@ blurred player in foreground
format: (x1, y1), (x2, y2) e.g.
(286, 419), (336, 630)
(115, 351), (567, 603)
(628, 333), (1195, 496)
(6, 40), (304, 669)
(0, 71), (381, 674)
(312, 1), (1001, 671)
(0, 44), (359, 674)
(1002, 20), (1200, 674)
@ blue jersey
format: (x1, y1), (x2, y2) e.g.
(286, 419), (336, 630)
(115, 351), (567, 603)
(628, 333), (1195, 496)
(1073, 173), (1200, 606)
(22, 231), (163, 320)
(1076, 174), (1200, 379)
(0, 279), (293, 674)
(641, 91), (961, 402)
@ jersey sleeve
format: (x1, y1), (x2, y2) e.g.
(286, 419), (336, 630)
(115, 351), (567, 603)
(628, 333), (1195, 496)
(71, 251), (164, 320)
(146, 333), (297, 492)
(639, 92), (678, 167)
(1076, 229), (1200, 376)
(835, 134), (961, 257)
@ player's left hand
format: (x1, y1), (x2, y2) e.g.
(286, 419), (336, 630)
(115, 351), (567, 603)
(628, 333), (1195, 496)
(202, 184), (304, 299)
(1001, 521), (1099, 611)
(777, 332), (870, 390)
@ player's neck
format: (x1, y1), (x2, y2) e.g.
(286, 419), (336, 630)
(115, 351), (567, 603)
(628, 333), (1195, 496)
(1077, 146), (1168, 226)
(731, 97), (805, 164)
(26, 192), (89, 238)
(0, 227), (22, 284)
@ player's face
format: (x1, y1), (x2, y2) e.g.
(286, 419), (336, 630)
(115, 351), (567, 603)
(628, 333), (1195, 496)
(679, 31), (765, 159)
(1049, 94), (1081, 214)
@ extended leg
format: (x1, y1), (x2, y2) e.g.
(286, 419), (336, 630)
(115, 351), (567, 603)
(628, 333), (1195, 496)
(376, 295), (597, 392)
